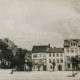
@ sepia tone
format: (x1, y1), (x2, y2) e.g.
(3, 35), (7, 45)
(0, 0), (80, 80)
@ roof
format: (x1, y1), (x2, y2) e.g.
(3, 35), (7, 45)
(64, 39), (80, 47)
(48, 47), (64, 53)
(31, 45), (50, 53)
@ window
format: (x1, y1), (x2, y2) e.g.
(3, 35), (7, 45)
(66, 56), (70, 61)
(57, 59), (59, 63)
(71, 56), (74, 58)
(71, 49), (74, 53)
(53, 53), (55, 57)
(60, 53), (63, 57)
(50, 65), (52, 69)
(71, 41), (77, 46)
(57, 53), (59, 57)
(66, 48), (69, 53)
(53, 59), (55, 62)
(33, 53), (37, 58)
(49, 59), (51, 63)
(39, 59), (42, 63)
(75, 48), (77, 53)
(39, 54), (42, 57)
(67, 63), (70, 68)
(43, 53), (46, 57)
(61, 59), (63, 63)
(49, 53), (51, 57)
(43, 60), (46, 63)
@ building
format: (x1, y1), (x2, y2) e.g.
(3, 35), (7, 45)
(31, 39), (80, 71)
(64, 39), (80, 70)
(31, 44), (64, 71)
(31, 44), (50, 71)
(47, 47), (64, 71)
(24, 51), (32, 71)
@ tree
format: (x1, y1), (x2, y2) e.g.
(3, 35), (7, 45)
(70, 56), (80, 76)
(0, 39), (16, 68)
(52, 61), (56, 71)
(15, 48), (27, 71)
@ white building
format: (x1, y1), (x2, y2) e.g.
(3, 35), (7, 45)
(31, 39), (80, 71)
(64, 39), (80, 70)
(31, 44), (50, 71)
(31, 45), (64, 71)
(47, 47), (64, 71)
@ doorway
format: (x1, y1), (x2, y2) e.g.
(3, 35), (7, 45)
(43, 65), (46, 71)
(58, 65), (62, 71)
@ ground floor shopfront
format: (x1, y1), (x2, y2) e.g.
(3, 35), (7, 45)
(32, 64), (47, 71)
(47, 63), (64, 71)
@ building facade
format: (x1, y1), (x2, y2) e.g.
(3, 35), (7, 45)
(31, 39), (80, 71)
(31, 44), (50, 71)
(47, 47), (64, 71)
(64, 39), (80, 70)
(31, 45), (64, 71)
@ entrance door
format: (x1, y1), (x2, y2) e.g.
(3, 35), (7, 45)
(58, 65), (62, 71)
(43, 65), (46, 71)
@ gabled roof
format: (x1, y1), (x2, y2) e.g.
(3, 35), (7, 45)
(48, 47), (64, 53)
(31, 45), (50, 53)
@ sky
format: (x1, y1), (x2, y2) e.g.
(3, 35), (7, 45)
(0, 0), (80, 50)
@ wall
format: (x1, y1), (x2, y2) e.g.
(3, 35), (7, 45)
(46, 53), (64, 71)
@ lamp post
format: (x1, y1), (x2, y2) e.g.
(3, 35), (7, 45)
(10, 60), (14, 74)
(25, 59), (27, 71)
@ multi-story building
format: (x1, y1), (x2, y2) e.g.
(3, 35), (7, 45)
(31, 39), (80, 71)
(64, 39), (80, 70)
(31, 44), (50, 71)
(47, 47), (64, 71)
(31, 45), (64, 71)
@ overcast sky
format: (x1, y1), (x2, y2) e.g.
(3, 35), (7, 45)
(0, 0), (80, 50)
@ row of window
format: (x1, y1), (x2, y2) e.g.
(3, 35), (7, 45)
(66, 48), (78, 53)
(33, 53), (46, 58)
(49, 59), (63, 63)
(33, 59), (46, 63)
(66, 56), (75, 61)
(49, 53), (63, 57)
(33, 53), (63, 58)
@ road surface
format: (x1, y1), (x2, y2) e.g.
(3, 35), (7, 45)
(0, 69), (80, 80)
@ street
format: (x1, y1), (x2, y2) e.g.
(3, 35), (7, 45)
(0, 69), (80, 80)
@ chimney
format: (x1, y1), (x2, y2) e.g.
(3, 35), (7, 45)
(48, 44), (50, 48)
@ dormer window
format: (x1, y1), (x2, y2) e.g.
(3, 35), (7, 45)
(71, 41), (77, 46)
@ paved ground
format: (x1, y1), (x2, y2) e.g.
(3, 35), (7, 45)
(0, 69), (80, 80)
